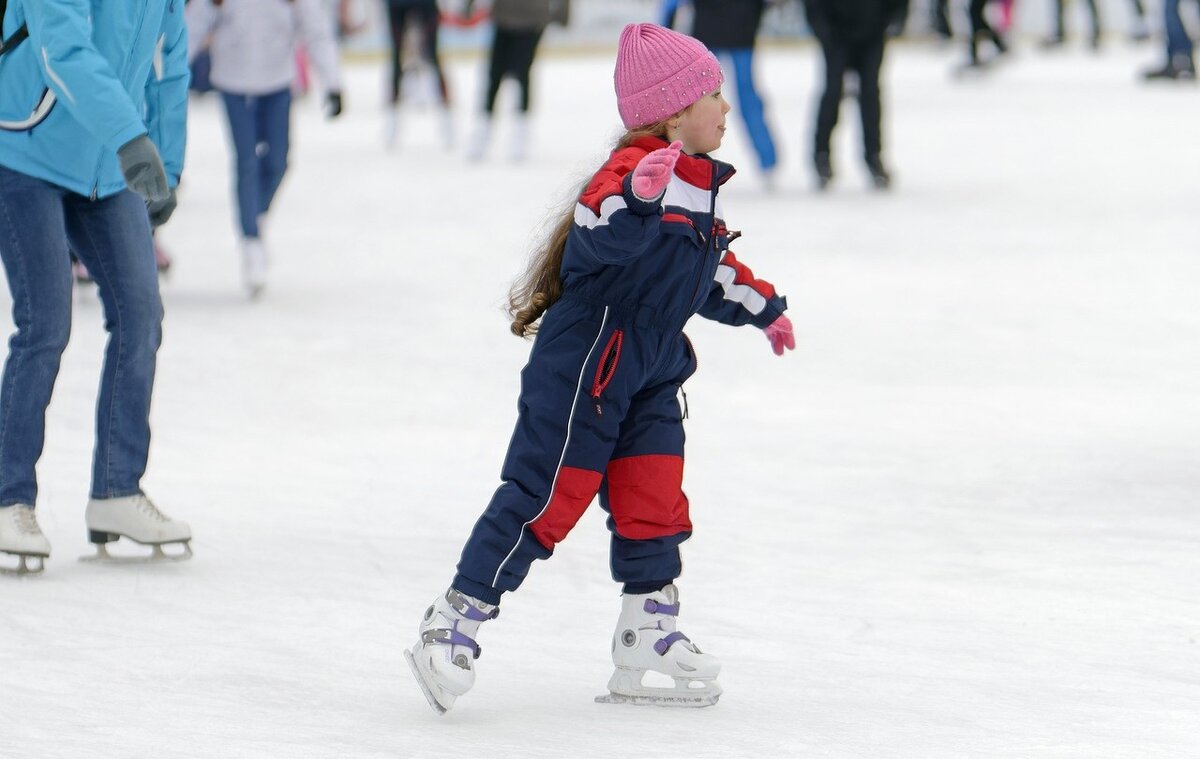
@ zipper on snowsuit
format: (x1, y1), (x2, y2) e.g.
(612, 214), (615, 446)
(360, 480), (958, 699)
(590, 329), (624, 416)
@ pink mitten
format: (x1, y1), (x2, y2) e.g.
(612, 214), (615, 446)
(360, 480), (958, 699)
(631, 140), (683, 200)
(763, 314), (795, 356)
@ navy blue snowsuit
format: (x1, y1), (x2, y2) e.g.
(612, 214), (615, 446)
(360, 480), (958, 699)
(453, 136), (788, 605)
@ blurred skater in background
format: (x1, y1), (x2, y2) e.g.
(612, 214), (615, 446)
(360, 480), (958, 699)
(382, 0), (453, 148)
(664, 0), (780, 189)
(187, 0), (344, 297)
(465, 0), (571, 161)
(803, 0), (908, 189)
(964, 0), (1008, 69)
(1142, 0), (1196, 79)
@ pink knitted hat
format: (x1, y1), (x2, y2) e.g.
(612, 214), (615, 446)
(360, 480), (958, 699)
(614, 23), (724, 130)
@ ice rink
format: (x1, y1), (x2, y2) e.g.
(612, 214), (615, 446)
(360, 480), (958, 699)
(2, 32), (1198, 759)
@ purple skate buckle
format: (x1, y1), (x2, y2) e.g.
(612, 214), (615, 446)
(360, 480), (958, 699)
(643, 599), (679, 616)
(422, 628), (483, 658)
(653, 631), (690, 655)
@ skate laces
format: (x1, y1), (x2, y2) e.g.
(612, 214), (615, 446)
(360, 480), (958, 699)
(135, 496), (171, 522)
(13, 506), (43, 536)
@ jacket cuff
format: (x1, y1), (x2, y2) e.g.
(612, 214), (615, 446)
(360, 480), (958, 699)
(751, 295), (788, 330)
(622, 173), (663, 216)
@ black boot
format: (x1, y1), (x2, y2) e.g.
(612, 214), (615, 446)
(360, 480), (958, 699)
(814, 152), (833, 190)
(866, 156), (892, 190)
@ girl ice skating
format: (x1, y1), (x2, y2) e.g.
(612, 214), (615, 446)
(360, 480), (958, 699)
(405, 22), (795, 712)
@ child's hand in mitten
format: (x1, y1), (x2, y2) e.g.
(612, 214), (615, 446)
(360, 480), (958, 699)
(763, 314), (795, 356)
(631, 140), (682, 201)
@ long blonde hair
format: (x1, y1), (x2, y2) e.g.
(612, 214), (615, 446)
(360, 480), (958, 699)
(507, 120), (672, 338)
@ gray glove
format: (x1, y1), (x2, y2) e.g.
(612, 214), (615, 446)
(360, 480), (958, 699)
(148, 187), (177, 228)
(117, 134), (169, 204)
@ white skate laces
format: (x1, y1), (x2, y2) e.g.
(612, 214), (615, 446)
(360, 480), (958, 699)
(596, 584), (723, 708)
(405, 589), (499, 714)
(0, 504), (52, 575)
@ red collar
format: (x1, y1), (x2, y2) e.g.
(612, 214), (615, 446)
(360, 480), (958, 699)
(628, 136), (736, 190)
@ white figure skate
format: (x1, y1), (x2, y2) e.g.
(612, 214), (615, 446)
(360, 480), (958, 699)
(405, 588), (498, 714)
(595, 584), (722, 708)
(0, 504), (51, 575)
(82, 494), (192, 562)
(241, 237), (268, 298)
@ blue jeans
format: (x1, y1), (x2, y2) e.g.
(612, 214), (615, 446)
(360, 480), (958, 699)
(716, 48), (778, 172)
(0, 164), (162, 505)
(1165, 0), (1194, 58)
(221, 89), (291, 239)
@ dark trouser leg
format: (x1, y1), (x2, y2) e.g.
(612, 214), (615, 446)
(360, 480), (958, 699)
(1086, 0), (1103, 43)
(453, 313), (626, 604)
(254, 88), (292, 219)
(221, 92), (264, 239)
(600, 379), (691, 594)
(815, 34), (848, 157)
(483, 28), (512, 114)
(506, 28), (544, 113)
(413, 6), (450, 105)
(387, 5), (409, 105)
(853, 34), (886, 163)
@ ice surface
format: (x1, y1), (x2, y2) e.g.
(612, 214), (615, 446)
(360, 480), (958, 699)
(1, 37), (1198, 759)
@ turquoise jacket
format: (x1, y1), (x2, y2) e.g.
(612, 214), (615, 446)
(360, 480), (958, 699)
(0, 0), (188, 199)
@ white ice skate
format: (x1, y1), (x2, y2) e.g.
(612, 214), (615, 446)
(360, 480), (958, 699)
(510, 115), (529, 162)
(0, 504), (51, 575)
(595, 584), (722, 708)
(82, 494), (192, 562)
(465, 118), (491, 162)
(404, 588), (498, 714)
(241, 237), (268, 298)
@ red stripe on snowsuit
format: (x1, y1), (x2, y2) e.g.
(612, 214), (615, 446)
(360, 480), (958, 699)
(528, 466), (604, 549)
(579, 150), (642, 216)
(605, 454), (692, 540)
(720, 250), (776, 300)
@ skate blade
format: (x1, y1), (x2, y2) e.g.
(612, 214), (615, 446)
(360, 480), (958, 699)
(404, 648), (450, 715)
(79, 540), (192, 564)
(594, 690), (720, 708)
(0, 553), (47, 576)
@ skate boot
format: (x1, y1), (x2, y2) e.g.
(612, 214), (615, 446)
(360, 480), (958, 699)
(383, 106), (400, 149)
(405, 588), (498, 713)
(595, 584), (722, 708)
(241, 237), (268, 298)
(866, 156), (892, 190)
(0, 504), (51, 575)
(814, 152), (833, 191)
(510, 114), (529, 162)
(1143, 54), (1196, 81)
(84, 494), (192, 561)
(466, 118), (492, 162)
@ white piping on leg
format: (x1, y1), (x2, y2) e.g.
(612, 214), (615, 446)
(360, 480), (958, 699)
(491, 307), (610, 589)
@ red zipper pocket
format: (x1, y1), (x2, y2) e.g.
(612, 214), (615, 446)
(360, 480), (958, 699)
(662, 212), (707, 247)
(590, 329), (624, 416)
